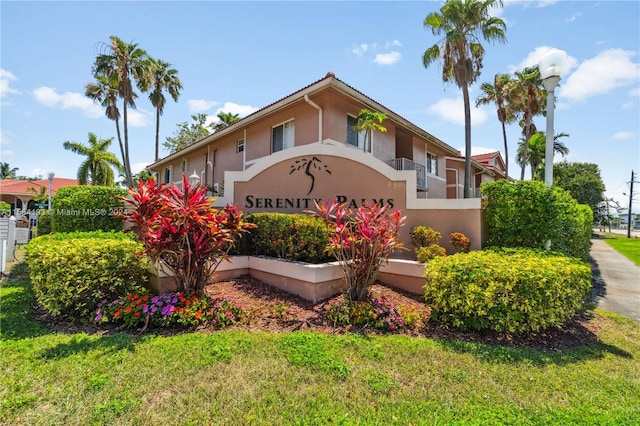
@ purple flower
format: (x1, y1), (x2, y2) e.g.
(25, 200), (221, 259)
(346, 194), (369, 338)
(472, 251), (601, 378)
(143, 305), (149, 314)
(161, 305), (174, 316)
(95, 310), (102, 322)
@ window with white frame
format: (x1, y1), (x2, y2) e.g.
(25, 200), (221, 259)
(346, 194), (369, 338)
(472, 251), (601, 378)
(272, 120), (294, 153)
(347, 115), (367, 150)
(163, 167), (172, 184)
(180, 159), (188, 174)
(426, 153), (438, 175)
(237, 138), (245, 153)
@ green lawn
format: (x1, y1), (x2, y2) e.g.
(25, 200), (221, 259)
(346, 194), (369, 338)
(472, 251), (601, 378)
(601, 233), (640, 266)
(2, 263), (640, 425)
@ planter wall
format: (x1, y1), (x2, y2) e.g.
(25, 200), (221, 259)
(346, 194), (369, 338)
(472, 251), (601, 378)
(151, 256), (427, 301)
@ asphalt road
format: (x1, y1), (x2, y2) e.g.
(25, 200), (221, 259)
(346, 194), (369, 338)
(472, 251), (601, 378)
(590, 238), (640, 324)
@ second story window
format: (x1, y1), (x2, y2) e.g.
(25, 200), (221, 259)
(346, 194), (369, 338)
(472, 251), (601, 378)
(163, 167), (172, 184)
(347, 115), (366, 150)
(272, 120), (294, 153)
(237, 138), (245, 153)
(181, 159), (188, 174)
(426, 153), (438, 175)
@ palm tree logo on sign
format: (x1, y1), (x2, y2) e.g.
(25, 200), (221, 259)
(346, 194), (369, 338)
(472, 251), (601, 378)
(289, 157), (331, 195)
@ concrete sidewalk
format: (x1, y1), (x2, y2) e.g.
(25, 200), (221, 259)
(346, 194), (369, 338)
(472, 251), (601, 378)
(590, 238), (640, 324)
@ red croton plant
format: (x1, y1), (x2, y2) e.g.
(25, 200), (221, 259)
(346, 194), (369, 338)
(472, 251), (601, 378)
(314, 200), (406, 301)
(123, 175), (254, 294)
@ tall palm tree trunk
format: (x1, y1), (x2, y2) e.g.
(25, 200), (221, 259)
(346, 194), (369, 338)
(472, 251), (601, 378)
(462, 83), (472, 198)
(155, 108), (161, 162)
(501, 120), (509, 177)
(122, 102), (133, 187)
(520, 119), (532, 181)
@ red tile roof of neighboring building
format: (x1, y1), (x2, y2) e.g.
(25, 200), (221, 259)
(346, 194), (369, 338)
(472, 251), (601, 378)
(0, 178), (79, 196)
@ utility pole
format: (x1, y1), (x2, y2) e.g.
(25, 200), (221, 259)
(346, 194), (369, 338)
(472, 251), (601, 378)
(628, 170), (635, 238)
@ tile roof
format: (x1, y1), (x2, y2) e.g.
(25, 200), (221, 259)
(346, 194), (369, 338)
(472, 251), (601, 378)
(0, 178), (79, 196)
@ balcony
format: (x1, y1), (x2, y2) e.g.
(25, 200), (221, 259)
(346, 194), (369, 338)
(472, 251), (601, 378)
(389, 158), (427, 190)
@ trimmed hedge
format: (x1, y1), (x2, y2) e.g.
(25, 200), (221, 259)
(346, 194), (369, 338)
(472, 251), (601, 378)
(423, 248), (592, 333)
(238, 213), (332, 264)
(25, 231), (148, 320)
(51, 185), (127, 233)
(35, 210), (52, 236)
(482, 180), (593, 261)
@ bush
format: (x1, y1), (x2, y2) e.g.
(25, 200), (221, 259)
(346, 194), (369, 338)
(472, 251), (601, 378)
(0, 201), (10, 216)
(410, 226), (446, 262)
(482, 180), (593, 261)
(423, 248), (592, 333)
(25, 232), (149, 320)
(51, 185), (127, 233)
(240, 213), (332, 264)
(36, 210), (52, 236)
(416, 245), (447, 263)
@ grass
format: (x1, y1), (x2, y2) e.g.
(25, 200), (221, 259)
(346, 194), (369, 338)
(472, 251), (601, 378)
(600, 232), (640, 266)
(2, 263), (640, 425)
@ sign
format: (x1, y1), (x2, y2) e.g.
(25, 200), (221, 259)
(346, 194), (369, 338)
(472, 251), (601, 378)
(15, 228), (30, 244)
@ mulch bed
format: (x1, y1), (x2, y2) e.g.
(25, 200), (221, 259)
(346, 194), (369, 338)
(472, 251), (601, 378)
(30, 273), (602, 351)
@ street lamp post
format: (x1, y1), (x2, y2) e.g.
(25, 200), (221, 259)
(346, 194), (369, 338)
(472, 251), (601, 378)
(47, 172), (55, 211)
(539, 49), (568, 187)
(189, 170), (200, 187)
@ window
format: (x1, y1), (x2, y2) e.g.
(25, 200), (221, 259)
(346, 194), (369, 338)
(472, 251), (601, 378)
(272, 120), (294, 153)
(237, 138), (245, 153)
(180, 159), (187, 174)
(426, 153), (438, 175)
(347, 115), (366, 150)
(163, 167), (172, 184)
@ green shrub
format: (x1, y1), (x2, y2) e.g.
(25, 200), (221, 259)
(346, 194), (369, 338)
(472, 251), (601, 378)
(0, 201), (10, 216)
(51, 185), (127, 233)
(25, 232), (149, 320)
(410, 226), (441, 248)
(482, 180), (593, 261)
(423, 248), (591, 333)
(35, 210), (52, 236)
(416, 245), (447, 262)
(240, 213), (332, 263)
(35, 229), (135, 242)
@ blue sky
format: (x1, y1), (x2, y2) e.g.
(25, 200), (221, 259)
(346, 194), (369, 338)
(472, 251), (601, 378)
(1, 0), (639, 211)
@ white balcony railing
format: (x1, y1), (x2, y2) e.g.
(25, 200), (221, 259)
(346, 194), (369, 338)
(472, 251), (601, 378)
(389, 158), (427, 189)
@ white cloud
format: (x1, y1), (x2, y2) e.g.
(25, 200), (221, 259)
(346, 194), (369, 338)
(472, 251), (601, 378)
(536, 0), (558, 8)
(385, 40), (402, 49)
(0, 69), (21, 99)
(352, 43), (369, 56)
(428, 97), (488, 126)
(374, 51), (401, 66)
(187, 99), (219, 113)
(559, 49), (640, 102)
(131, 162), (150, 174)
(613, 131), (635, 140)
(508, 46), (578, 74)
(1, 150), (14, 158)
(127, 108), (152, 127)
(629, 87), (640, 97)
(31, 168), (45, 178)
(212, 102), (258, 119)
(0, 129), (12, 146)
(33, 86), (104, 118)
(352, 40), (402, 65)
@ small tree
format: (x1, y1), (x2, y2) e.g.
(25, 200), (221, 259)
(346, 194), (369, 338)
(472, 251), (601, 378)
(353, 109), (387, 153)
(314, 200), (406, 301)
(123, 176), (254, 293)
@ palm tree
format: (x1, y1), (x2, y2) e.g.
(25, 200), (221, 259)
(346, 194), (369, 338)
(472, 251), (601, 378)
(476, 73), (513, 176)
(0, 162), (18, 179)
(423, 0), (506, 198)
(63, 133), (123, 186)
(213, 111), (240, 132)
(516, 131), (569, 179)
(92, 36), (149, 187)
(85, 72), (126, 180)
(145, 57), (183, 162)
(508, 66), (546, 181)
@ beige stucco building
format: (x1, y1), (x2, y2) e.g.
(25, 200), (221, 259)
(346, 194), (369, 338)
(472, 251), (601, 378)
(149, 72), (506, 255)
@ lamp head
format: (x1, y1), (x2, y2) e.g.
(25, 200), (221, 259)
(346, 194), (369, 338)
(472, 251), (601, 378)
(539, 48), (568, 80)
(189, 170), (200, 186)
(47, 172), (55, 181)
